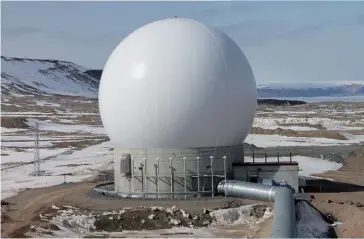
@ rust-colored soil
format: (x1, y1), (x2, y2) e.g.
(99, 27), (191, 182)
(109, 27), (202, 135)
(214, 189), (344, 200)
(308, 146), (364, 238)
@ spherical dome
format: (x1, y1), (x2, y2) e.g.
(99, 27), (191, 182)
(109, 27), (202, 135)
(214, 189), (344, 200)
(99, 18), (257, 149)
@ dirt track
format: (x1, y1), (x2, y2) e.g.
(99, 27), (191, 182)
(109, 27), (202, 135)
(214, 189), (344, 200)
(1, 179), (270, 238)
(2, 147), (364, 238)
(1, 183), (95, 237)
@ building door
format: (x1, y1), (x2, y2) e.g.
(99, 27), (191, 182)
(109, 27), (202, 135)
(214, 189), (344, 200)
(249, 175), (258, 183)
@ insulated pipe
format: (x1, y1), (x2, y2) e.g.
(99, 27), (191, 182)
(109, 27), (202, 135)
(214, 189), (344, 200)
(217, 180), (297, 238)
(271, 187), (296, 238)
(217, 180), (276, 202)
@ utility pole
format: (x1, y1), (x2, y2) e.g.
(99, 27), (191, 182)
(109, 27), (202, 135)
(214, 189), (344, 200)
(33, 123), (40, 176)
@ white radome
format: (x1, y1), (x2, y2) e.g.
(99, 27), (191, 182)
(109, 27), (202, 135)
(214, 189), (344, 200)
(99, 18), (257, 149)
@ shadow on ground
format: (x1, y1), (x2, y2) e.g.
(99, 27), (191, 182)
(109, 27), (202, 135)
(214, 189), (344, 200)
(296, 200), (337, 238)
(303, 178), (364, 193)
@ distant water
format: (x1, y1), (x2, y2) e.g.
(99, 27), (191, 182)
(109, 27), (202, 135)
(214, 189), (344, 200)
(260, 96), (364, 103)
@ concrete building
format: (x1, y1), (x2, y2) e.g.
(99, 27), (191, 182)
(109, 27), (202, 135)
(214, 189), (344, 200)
(113, 146), (300, 198)
(232, 162), (299, 193)
(113, 145), (244, 199)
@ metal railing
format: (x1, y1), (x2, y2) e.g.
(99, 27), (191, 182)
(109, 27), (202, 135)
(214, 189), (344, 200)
(118, 155), (230, 199)
(245, 151), (294, 163)
(94, 182), (215, 199)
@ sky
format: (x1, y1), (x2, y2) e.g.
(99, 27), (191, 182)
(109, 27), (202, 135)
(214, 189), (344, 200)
(1, 1), (364, 84)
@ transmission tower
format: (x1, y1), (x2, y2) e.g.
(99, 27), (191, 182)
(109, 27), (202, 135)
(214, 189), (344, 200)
(33, 123), (40, 176)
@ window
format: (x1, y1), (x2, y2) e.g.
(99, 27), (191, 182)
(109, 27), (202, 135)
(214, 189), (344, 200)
(249, 175), (258, 183)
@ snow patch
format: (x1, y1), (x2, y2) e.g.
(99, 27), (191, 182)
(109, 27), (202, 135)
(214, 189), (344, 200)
(254, 117), (364, 131)
(1, 141), (112, 199)
(169, 218), (181, 225)
(52, 205), (60, 210)
(341, 133), (364, 142)
(36, 101), (61, 107)
(244, 156), (343, 177)
(245, 134), (360, 147)
(59, 119), (76, 124)
(1, 148), (69, 164)
(1, 127), (27, 133)
(27, 118), (105, 134)
(210, 205), (272, 227)
(51, 211), (96, 234)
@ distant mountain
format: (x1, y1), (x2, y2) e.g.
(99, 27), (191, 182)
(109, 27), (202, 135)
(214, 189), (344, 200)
(257, 82), (364, 98)
(1, 56), (99, 97)
(84, 69), (103, 80)
(1, 56), (362, 99)
(86, 71), (364, 98)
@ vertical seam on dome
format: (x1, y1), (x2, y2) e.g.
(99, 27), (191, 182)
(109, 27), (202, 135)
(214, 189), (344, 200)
(182, 18), (229, 146)
(184, 18), (228, 74)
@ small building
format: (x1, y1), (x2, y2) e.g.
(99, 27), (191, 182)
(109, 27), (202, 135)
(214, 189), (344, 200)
(232, 161), (299, 193)
(112, 144), (300, 198)
(113, 144), (245, 199)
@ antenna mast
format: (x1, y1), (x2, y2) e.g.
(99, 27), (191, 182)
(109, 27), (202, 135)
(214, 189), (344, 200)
(33, 123), (40, 176)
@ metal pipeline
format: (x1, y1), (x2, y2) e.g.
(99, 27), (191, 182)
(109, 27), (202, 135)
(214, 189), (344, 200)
(217, 179), (276, 202)
(217, 180), (297, 238)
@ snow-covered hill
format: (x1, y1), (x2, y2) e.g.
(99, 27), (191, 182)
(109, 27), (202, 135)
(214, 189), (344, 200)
(258, 82), (364, 98)
(71, 70), (364, 98)
(1, 56), (363, 99)
(1, 56), (99, 97)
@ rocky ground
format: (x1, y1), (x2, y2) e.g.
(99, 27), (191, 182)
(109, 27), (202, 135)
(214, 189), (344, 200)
(309, 146), (364, 238)
(1, 94), (364, 238)
(0, 179), (273, 238)
(254, 146), (364, 238)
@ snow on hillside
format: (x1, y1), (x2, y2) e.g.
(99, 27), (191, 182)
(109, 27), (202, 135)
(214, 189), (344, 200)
(257, 81), (364, 89)
(2, 56), (363, 99)
(1, 56), (99, 97)
(258, 82), (364, 98)
(1, 141), (113, 199)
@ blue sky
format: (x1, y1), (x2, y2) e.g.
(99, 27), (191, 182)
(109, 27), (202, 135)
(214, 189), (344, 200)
(2, 1), (364, 83)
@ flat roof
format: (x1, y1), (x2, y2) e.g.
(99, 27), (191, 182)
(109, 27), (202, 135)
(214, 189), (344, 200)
(233, 161), (299, 166)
